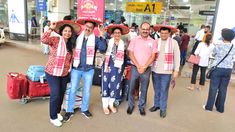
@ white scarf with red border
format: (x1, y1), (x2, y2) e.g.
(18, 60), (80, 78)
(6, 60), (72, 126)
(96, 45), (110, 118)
(73, 31), (95, 67)
(104, 38), (125, 73)
(154, 37), (174, 71)
(51, 31), (67, 76)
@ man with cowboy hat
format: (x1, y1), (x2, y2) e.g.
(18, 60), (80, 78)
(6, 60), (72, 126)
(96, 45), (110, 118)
(149, 25), (180, 118)
(64, 18), (107, 121)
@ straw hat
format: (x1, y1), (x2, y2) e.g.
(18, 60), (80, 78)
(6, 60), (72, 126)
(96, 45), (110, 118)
(76, 17), (102, 27)
(106, 24), (130, 35)
(54, 20), (81, 35)
(153, 24), (178, 33)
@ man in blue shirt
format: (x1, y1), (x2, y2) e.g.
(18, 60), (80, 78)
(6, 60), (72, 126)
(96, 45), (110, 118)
(64, 20), (107, 122)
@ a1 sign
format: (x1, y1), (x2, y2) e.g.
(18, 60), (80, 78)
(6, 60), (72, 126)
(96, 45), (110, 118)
(126, 2), (162, 14)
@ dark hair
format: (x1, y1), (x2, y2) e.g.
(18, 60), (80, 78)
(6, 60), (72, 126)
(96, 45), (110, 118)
(112, 27), (123, 34)
(111, 20), (115, 24)
(222, 28), (235, 42)
(63, 15), (73, 20)
(205, 34), (212, 46)
(160, 27), (171, 33)
(85, 21), (96, 28)
(183, 28), (188, 33)
(205, 25), (211, 29)
(59, 24), (77, 53)
(201, 24), (205, 29)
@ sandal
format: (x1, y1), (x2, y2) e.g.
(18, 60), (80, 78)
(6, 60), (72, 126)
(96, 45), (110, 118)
(187, 86), (194, 91)
(103, 107), (110, 115)
(110, 107), (117, 113)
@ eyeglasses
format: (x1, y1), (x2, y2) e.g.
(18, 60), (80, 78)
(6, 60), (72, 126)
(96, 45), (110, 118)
(141, 28), (150, 31)
(85, 24), (94, 29)
(113, 32), (121, 34)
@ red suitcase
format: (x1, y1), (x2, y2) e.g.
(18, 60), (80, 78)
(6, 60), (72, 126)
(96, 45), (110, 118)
(7, 73), (28, 99)
(27, 80), (50, 97)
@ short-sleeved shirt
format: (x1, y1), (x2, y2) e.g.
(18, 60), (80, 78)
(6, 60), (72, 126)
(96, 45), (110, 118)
(128, 36), (157, 66)
(213, 43), (235, 69)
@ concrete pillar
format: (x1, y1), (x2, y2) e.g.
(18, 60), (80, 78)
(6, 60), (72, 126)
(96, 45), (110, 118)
(47, 0), (70, 21)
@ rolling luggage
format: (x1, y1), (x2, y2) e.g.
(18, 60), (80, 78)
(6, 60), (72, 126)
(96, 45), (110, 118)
(27, 65), (46, 82)
(92, 67), (102, 86)
(7, 72), (27, 99)
(27, 80), (50, 97)
(62, 83), (83, 110)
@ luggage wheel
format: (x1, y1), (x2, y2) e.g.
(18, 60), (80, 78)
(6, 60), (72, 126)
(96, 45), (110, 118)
(20, 98), (28, 104)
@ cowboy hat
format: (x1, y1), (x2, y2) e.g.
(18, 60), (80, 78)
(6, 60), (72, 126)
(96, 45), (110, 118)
(54, 20), (81, 35)
(153, 24), (177, 33)
(106, 24), (130, 35)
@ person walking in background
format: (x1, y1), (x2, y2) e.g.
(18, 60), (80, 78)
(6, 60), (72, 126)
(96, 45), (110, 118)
(127, 22), (157, 116)
(150, 25), (160, 40)
(180, 28), (190, 66)
(31, 12), (38, 39)
(63, 19), (107, 122)
(191, 25), (205, 54)
(129, 25), (138, 40)
(149, 25), (180, 118)
(203, 29), (235, 113)
(173, 29), (181, 46)
(187, 34), (214, 91)
(41, 21), (80, 127)
(42, 20), (51, 55)
(101, 24), (129, 115)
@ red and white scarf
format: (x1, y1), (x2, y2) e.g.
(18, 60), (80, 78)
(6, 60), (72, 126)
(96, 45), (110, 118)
(52, 32), (67, 76)
(73, 31), (95, 67)
(104, 38), (125, 73)
(154, 37), (174, 71)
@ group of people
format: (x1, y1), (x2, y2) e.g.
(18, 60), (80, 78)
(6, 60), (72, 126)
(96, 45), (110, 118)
(41, 17), (235, 127)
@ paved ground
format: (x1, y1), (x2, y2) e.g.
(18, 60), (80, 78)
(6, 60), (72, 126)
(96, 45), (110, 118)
(1, 44), (235, 132)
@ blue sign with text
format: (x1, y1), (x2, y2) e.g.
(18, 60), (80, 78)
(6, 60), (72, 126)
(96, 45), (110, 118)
(37, 0), (46, 12)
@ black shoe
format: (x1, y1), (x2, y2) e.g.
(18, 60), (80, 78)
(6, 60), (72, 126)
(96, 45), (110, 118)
(127, 106), (134, 115)
(149, 106), (160, 112)
(81, 110), (92, 119)
(160, 110), (167, 118)
(139, 108), (146, 116)
(63, 112), (74, 122)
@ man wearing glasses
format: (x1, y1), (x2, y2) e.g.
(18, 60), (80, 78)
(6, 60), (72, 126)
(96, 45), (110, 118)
(127, 22), (157, 116)
(64, 20), (107, 121)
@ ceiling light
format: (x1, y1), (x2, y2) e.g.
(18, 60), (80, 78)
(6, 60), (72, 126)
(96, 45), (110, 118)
(110, 3), (114, 6)
(183, 0), (189, 2)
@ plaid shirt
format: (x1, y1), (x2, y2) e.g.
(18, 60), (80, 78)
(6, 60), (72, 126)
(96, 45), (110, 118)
(41, 31), (72, 77)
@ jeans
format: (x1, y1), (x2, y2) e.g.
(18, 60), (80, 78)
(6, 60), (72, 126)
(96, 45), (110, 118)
(67, 68), (94, 112)
(46, 73), (70, 119)
(191, 64), (207, 85)
(205, 68), (232, 113)
(152, 72), (172, 111)
(180, 50), (187, 66)
(128, 65), (151, 109)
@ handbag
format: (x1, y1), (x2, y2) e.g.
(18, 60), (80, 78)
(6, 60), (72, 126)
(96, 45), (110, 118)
(188, 55), (200, 64)
(206, 44), (234, 79)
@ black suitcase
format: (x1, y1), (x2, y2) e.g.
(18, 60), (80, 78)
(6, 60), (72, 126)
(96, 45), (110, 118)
(93, 67), (102, 86)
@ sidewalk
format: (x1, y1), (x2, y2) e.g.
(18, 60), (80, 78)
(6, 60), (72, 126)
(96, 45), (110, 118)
(4, 38), (235, 81)
(5, 38), (42, 52)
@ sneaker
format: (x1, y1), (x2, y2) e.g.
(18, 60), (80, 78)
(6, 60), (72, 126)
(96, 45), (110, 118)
(202, 105), (211, 112)
(57, 113), (63, 121)
(63, 112), (74, 122)
(160, 110), (167, 118)
(50, 119), (62, 127)
(81, 110), (92, 119)
(149, 106), (160, 112)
